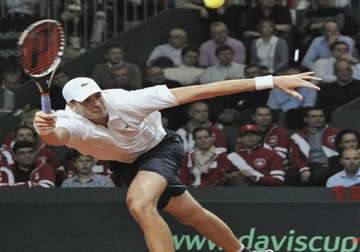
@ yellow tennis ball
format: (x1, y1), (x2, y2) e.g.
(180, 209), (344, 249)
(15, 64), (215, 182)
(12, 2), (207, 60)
(203, 0), (225, 9)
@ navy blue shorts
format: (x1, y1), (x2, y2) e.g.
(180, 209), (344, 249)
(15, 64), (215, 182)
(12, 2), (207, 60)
(109, 132), (187, 209)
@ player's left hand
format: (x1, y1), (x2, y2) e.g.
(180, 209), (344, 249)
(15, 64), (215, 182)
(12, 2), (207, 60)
(273, 72), (321, 100)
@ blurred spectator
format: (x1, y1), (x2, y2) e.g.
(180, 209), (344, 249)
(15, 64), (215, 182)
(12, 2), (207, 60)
(200, 45), (245, 84)
(252, 105), (290, 159)
(250, 19), (289, 74)
(60, 0), (84, 47)
(164, 46), (204, 85)
(199, 22), (246, 67)
(111, 65), (139, 90)
(317, 60), (360, 114)
(178, 127), (230, 187)
(227, 124), (285, 186)
(313, 41), (360, 83)
(147, 28), (188, 66)
(243, 0), (292, 39)
(176, 102), (227, 152)
(301, 21), (355, 70)
(1, 126), (65, 185)
(0, 68), (23, 112)
(6, 0), (41, 17)
(143, 66), (181, 88)
(267, 67), (317, 111)
(62, 153), (115, 188)
(298, 0), (359, 46)
(328, 129), (360, 178)
(290, 107), (340, 185)
(326, 148), (360, 188)
(92, 45), (142, 89)
(62, 149), (113, 178)
(5, 141), (56, 187)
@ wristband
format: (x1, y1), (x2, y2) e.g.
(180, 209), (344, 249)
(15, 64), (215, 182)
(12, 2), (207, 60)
(254, 75), (274, 90)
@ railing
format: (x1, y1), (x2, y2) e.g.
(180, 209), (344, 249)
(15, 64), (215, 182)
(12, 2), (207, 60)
(0, 0), (170, 49)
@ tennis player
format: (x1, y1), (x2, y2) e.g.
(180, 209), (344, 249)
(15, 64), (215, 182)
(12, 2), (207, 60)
(34, 72), (320, 252)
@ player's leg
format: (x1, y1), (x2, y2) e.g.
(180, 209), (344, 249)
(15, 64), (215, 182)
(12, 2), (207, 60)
(163, 190), (243, 252)
(126, 170), (174, 252)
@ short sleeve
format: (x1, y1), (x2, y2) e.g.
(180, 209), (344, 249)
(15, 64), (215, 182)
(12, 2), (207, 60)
(106, 85), (179, 122)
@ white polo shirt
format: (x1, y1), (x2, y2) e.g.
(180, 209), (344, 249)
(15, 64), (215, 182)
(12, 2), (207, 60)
(326, 169), (360, 188)
(55, 85), (178, 163)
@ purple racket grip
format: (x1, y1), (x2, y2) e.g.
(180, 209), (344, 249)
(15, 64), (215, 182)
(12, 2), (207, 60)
(41, 94), (52, 114)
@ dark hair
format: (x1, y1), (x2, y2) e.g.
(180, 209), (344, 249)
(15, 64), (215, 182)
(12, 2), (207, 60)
(181, 46), (199, 57)
(12, 141), (36, 154)
(71, 151), (94, 161)
(330, 41), (349, 51)
(303, 106), (325, 118)
(334, 129), (360, 150)
(15, 126), (36, 137)
(192, 127), (212, 139)
(149, 56), (174, 68)
(252, 105), (271, 115)
(105, 44), (122, 52)
(215, 44), (234, 56)
(257, 19), (275, 32)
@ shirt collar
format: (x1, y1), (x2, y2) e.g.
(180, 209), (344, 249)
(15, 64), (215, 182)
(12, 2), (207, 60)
(258, 36), (276, 45)
(73, 172), (97, 182)
(216, 62), (233, 69)
(340, 169), (360, 179)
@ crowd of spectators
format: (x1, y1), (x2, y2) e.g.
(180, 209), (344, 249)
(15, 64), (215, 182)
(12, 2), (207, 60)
(1, 0), (360, 189)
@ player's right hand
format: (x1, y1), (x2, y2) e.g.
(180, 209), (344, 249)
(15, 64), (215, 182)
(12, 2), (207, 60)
(33, 111), (57, 135)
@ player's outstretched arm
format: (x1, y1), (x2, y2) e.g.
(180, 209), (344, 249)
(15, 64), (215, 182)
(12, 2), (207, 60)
(33, 111), (70, 146)
(170, 72), (320, 105)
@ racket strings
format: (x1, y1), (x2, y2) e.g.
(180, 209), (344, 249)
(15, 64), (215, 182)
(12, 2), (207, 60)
(19, 26), (64, 75)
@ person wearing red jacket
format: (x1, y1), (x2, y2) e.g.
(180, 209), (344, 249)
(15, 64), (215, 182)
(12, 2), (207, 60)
(1, 126), (65, 185)
(176, 101), (227, 152)
(227, 124), (285, 186)
(178, 127), (230, 187)
(290, 107), (340, 185)
(3, 141), (56, 188)
(252, 105), (290, 159)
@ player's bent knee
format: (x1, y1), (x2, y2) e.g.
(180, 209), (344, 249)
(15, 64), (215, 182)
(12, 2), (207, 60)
(127, 198), (156, 220)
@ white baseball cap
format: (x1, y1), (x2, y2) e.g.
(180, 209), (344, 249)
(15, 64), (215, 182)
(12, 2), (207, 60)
(62, 77), (102, 103)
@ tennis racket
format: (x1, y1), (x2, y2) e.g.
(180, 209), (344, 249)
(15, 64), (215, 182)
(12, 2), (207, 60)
(17, 19), (65, 114)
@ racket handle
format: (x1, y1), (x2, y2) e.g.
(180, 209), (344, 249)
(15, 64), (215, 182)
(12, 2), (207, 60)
(41, 93), (52, 114)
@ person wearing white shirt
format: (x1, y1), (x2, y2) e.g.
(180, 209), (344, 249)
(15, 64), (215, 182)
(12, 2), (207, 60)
(250, 19), (289, 74)
(34, 72), (319, 252)
(200, 45), (245, 84)
(164, 46), (204, 86)
(146, 28), (187, 66)
(327, 148), (360, 188)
